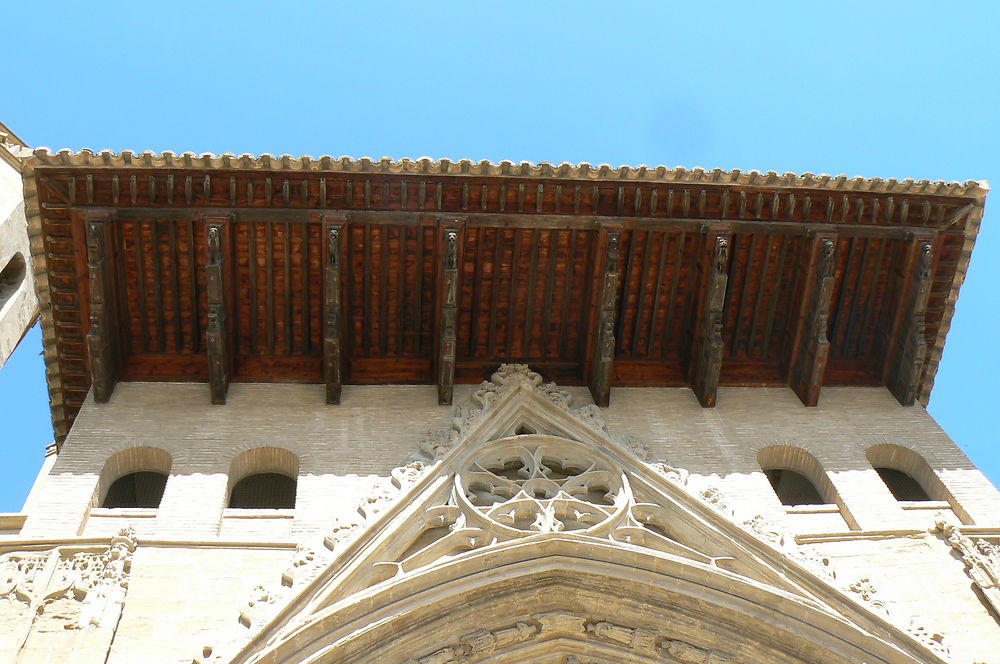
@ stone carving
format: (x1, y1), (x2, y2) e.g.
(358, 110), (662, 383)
(402, 612), (739, 664)
(934, 518), (1000, 622)
(0, 528), (136, 659)
(461, 441), (624, 533)
(412, 364), (652, 463)
(651, 462), (689, 486)
(230, 461), (434, 636)
(0, 552), (46, 606)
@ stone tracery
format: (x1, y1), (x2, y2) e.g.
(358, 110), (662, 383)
(459, 439), (626, 534)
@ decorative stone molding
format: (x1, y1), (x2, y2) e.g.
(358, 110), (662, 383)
(0, 528), (136, 658)
(688, 477), (955, 659)
(201, 367), (958, 664)
(934, 518), (1000, 622)
(402, 611), (739, 664)
(412, 364), (652, 463)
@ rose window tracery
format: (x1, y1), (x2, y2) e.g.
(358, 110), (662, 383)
(457, 437), (628, 534)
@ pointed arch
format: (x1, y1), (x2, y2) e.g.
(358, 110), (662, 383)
(239, 536), (942, 664)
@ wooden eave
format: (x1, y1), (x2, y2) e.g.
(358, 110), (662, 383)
(22, 149), (988, 444)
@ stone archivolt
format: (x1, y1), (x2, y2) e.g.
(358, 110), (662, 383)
(199, 366), (953, 664)
(402, 611), (737, 664)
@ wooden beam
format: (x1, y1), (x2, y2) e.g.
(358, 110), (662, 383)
(84, 210), (120, 402)
(109, 206), (943, 240)
(689, 225), (732, 407)
(888, 235), (934, 405)
(588, 225), (622, 407)
(323, 216), (346, 404)
(437, 218), (464, 405)
(205, 214), (231, 404)
(788, 232), (837, 406)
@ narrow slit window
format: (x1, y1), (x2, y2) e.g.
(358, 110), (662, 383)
(874, 467), (932, 501)
(102, 471), (168, 508)
(765, 468), (825, 506)
(229, 472), (296, 509)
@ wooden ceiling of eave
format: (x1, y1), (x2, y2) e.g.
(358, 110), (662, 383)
(28, 162), (985, 444)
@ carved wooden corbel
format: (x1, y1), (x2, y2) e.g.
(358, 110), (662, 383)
(789, 232), (837, 406)
(323, 216), (346, 404)
(888, 235), (934, 406)
(690, 227), (732, 407)
(205, 215), (231, 404)
(437, 219), (464, 405)
(588, 226), (622, 407)
(84, 210), (120, 403)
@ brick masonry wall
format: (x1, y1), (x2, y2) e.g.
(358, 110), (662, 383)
(9, 381), (1000, 663)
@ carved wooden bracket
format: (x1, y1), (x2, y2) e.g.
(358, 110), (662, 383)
(788, 232), (838, 406)
(888, 234), (934, 406)
(84, 210), (120, 403)
(690, 226), (732, 407)
(437, 219), (464, 405)
(205, 214), (231, 404)
(588, 226), (622, 407)
(323, 216), (347, 404)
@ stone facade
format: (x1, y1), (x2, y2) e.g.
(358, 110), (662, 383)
(0, 123), (36, 368)
(2, 366), (999, 663)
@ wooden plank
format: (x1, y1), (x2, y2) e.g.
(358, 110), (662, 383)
(323, 216), (346, 404)
(437, 219), (464, 404)
(110, 206), (949, 239)
(887, 235), (935, 405)
(588, 224), (622, 406)
(84, 210), (120, 402)
(689, 225), (732, 407)
(788, 232), (837, 406)
(205, 214), (231, 404)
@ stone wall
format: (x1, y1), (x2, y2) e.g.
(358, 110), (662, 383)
(0, 152), (36, 368)
(4, 381), (1000, 663)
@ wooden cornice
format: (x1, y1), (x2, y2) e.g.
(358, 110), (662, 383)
(22, 154), (987, 442)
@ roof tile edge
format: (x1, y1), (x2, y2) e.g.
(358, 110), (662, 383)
(27, 148), (988, 201)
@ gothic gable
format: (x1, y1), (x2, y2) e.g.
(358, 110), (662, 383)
(203, 366), (950, 664)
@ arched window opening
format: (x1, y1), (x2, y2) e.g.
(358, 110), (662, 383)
(764, 468), (825, 506)
(95, 446), (172, 511)
(229, 472), (296, 509)
(874, 467), (932, 501)
(0, 252), (26, 308)
(102, 471), (168, 508)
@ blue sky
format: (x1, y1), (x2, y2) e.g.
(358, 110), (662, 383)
(1, 2), (998, 511)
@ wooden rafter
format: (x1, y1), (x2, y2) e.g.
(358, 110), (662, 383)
(588, 224), (622, 407)
(323, 215), (346, 404)
(690, 225), (732, 407)
(205, 214), (231, 404)
(29, 157), (986, 443)
(887, 234), (935, 406)
(437, 218), (464, 405)
(84, 209), (119, 402)
(788, 231), (838, 406)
